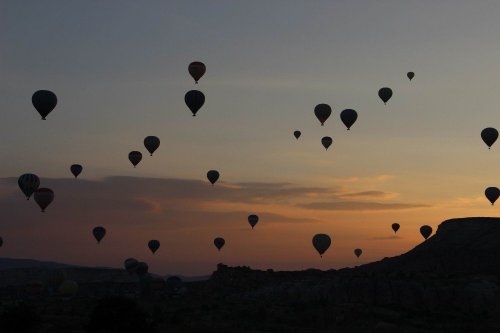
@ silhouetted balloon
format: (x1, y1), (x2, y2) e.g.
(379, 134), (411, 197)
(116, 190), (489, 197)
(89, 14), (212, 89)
(420, 225), (432, 240)
(378, 87), (393, 105)
(136, 262), (149, 277)
(214, 237), (225, 251)
(340, 109), (358, 130)
(354, 248), (362, 258)
(124, 258), (139, 274)
(32, 90), (57, 120)
(144, 136), (160, 156)
(485, 187), (500, 205)
(188, 61), (206, 83)
(128, 151), (142, 168)
(314, 104), (332, 126)
(407, 72), (415, 81)
(70, 164), (83, 178)
(18, 173), (40, 200)
(248, 214), (259, 229)
(34, 188), (54, 212)
(294, 130), (301, 139)
(481, 127), (498, 149)
(207, 170), (220, 185)
(92, 226), (106, 243)
(148, 240), (160, 254)
(185, 90), (205, 116)
(0, 237), (3, 247)
(391, 223), (400, 233)
(312, 234), (331, 257)
(321, 136), (333, 150)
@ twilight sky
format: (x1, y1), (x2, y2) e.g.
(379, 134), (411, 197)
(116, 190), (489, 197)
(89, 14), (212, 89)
(1, 1), (500, 275)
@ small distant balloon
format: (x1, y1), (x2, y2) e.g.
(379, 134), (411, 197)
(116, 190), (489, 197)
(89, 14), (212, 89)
(481, 128), (498, 149)
(214, 237), (225, 251)
(124, 258), (139, 274)
(378, 87), (393, 105)
(407, 72), (415, 81)
(148, 240), (160, 254)
(391, 223), (400, 233)
(294, 130), (301, 139)
(312, 233), (331, 257)
(207, 170), (220, 185)
(340, 109), (358, 130)
(354, 248), (362, 258)
(92, 226), (106, 243)
(185, 90), (205, 116)
(420, 225), (432, 240)
(128, 151), (142, 168)
(70, 164), (83, 178)
(485, 187), (500, 205)
(18, 173), (40, 200)
(248, 214), (259, 229)
(188, 61), (206, 83)
(32, 90), (57, 120)
(34, 188), (54, 212)
(314, 104), (332, 126)
(321, 136), (333, 150)
(144, 136), (160, 156)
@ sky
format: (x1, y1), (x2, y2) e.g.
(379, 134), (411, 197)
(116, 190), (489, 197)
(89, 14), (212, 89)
(1, 1), (500, 275)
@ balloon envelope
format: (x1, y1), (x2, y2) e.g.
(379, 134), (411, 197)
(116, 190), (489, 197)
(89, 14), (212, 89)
(378, 87), (393, 105)
(144, 136), (160, 156)
(407, 72), (415, 80)
(136, 262), (149, 276)
(92, 226), (106, 243)
(354, 248), (362, 258)
(18, 173), (40, 200)
(314, 104), (332, 126)
(32, 90), (57, 120)
(420, 225), (432, 240)
(312, 234), (331, 257)
(321, 136), (333, 150)
(128, 151), (142, 167)
(124, 258), (139, 274)
(481, 127), (498, 149)
(207, 170), (220, 185)
(185, 90), (205, 116)
(485, 187), (500, 205)
(148, 240), (160, 254)
(214, 237), (225, 251)
(34, 188), (54, 212)
(188, 61), (206, 83)
(340, 109), (358, 130)
(70, 164), (83, 178)
(391, 223), (400, 233)
(293, 130), (301, 139)
(248, 214), (259, 229)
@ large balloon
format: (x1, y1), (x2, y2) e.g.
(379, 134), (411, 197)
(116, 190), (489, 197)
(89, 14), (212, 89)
(144, 136), (160, 156)
(391, 223), (400, 234)
(294, 130), (301, 139)
(407, 72), (415, 81)
(70, 164), (83, 178)
(378, 87), (393, 105)
(207, 170), (220, 185)
(481, 127), (498, 149)
(354, 248), (362, 258)
(340, 109), (358, 130)
(32, 90), (57, 120)
(136, 262), (149, 277)
(185, 90), (205, 116)
(420, 225), (432, 240)
(148, 240), (160, 254)
(214, 237), (225, 251)
(128, 151), (142, 168)
(18, 173), (40, 200)
(248, 214), (259, 229)
(314, 104), (332, 126)
(92, 226), (106, 243)
(34, 188), (54, 212)
(188, 61), (206, 83)
(124, 258), (139, 274)
(321, 136), (333, 150)
(312, 234), (331, 257)
(485, 187), (500, 205)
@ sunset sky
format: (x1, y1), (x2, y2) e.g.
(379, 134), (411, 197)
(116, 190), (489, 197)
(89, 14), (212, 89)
(1, 1), (500, 275)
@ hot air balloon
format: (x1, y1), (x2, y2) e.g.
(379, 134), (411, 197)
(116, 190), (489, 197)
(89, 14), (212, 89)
(321, 136), (333, 150)
(70, 164), (83, 178)
(391, 223), (400, 234)
(294, 130), (301, 139)
(124, 258), (139, 274)
(340, 109), (358, 130)
(378, 87), (393, 105)
(185, 90), (205, 116)
(92, 226), (106, 243)
(128, 151), (142, 168)
(354, 248), (362, 258)
(136, 262), (149, 277)
(420, 225), (432, 240)
(188, 61), (206, 83)
(32, 90), (57, 120)
(481, 127), (498, 149)
(148, 240), (160, 254)
(314, 104), (332, 126)
(18, 173), (40, 200)
(207, 170), (220, 185)
(407, 72), (415, 81)
(485, 187), (500, 205)
(312, 234), (331, 257)
(34, 188), (54, 212)
(144, 136), (160, 156)
(0, 237), (3, 247)
(214, 237), (225, 251)
(248, 214), (259, 229)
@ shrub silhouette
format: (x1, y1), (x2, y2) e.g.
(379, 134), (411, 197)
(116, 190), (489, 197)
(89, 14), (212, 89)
(0, 302), (41, 333)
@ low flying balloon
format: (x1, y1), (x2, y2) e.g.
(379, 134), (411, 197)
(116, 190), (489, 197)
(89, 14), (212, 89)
(70, 164), (82, 178)
(481, 127), (498, 149)
(378, 87), (393, 105)
(354, 248), (362, 258)
(188, 61), (206, 83)
(420, 225), (432, 240)
(294, 130), (301, 139)
(207, 170), (220, 185)
(214, 237), (225, 251)
(34, 188), (54, 212)
(18, 173), (40, 200)
(391, 223), (400, 234)
(248, 214), (259, 229)
(136, 262), (149, 277)
(312, 234), (331, 257)
(185, 90), (205, 116)
(92, 226), (106, 243)
(144, 136), (160, 156)
(485, 187), (500, 205)
(148, 240), (160, 254)
(314, 104), (332, 126)
(32, 90), (57, 120)
(321, 136), (333, 150)
(407, 72), (415, 81)
(124, 258), (139, 274)
(128, 151), (142, 168)
(340, 109), (358, 130)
